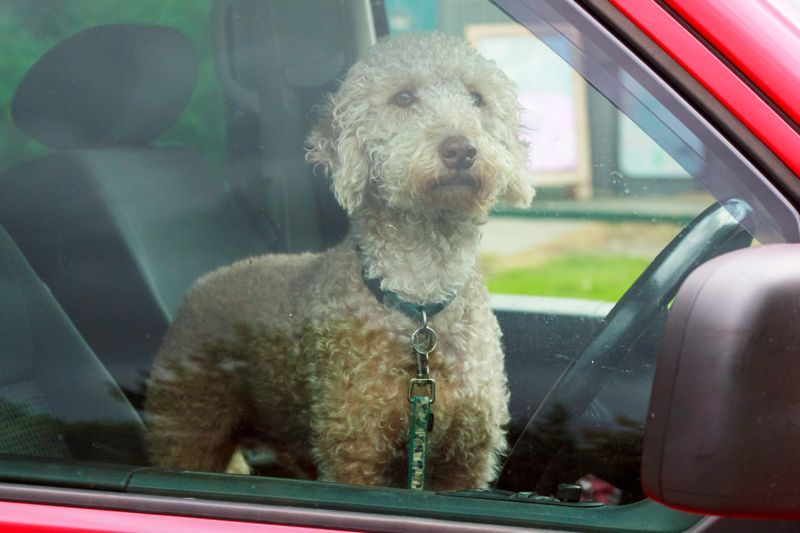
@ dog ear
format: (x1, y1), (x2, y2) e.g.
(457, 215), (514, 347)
(502, 172), (535, 207)
(306, 92), (370, 215)
(305, 103), (337, 174)
(500, 138), (535, 208)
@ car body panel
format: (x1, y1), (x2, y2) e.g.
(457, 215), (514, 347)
(0, 500), (342, 533)
(609, 0), (800, 178)
(665, 0), (800, 129)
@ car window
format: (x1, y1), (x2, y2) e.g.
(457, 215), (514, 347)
(0, 0), (798, 530)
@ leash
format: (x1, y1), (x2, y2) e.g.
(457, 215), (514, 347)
(362, 273), (452, 490)
(407, 310), (437, 490)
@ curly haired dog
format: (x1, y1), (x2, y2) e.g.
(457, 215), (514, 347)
(145, 33), (533, 490)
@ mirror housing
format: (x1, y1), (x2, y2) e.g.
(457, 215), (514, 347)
(642, 244), (800, 518)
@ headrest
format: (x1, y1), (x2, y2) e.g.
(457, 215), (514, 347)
(12, 24), (198, 150)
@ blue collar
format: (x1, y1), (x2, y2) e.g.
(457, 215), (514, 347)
(362, 273), (454, 323)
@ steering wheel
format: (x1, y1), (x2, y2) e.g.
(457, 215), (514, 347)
(496, 200), (754, 495)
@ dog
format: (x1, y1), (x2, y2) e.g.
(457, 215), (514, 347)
(145, 32), (534, 490)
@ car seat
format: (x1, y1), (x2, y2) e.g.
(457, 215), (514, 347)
(0, 224), (144, 464)
(210, 0), (374, 252)
(0, 24), (268, 409)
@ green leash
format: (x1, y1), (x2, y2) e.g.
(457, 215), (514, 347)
(361, 268), (450, 491)
(407, 394), (433, 490)
(405, 312), (438, 491)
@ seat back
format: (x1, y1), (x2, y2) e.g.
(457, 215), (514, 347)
(0, 24), (268, 407)
(0, 224), (144, 464)
(211, 0), (375, 252)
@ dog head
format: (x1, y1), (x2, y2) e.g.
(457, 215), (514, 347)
(306, 33), (534, 217)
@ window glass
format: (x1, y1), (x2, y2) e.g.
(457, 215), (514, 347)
(384, 0), (770, 304)
(0, 0), (798, 528)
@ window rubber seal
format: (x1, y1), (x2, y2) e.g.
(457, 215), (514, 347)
(0, 482), (572, 533)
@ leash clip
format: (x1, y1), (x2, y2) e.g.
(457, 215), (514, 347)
(406, 310), (438, 490)
(411, 308), (437, 382)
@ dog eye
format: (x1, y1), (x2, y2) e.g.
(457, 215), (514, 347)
(470, 91), (483, 107)
(392, 90), (415, 107)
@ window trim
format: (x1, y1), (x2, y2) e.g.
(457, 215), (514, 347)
(0, 473), (703, 533)
(576, 0), (800, 208)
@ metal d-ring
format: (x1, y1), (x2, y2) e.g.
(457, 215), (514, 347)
(408, 377), (436, 403)
(411, 324), (437, 356)
(411, 323), (437, 379)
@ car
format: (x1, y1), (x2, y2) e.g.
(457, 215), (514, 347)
(0, 0), (798, 530)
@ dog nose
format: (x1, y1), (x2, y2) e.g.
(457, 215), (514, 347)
(438, 136), (477, 170)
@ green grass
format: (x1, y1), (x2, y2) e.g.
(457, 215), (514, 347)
(486, 254), (651, 302)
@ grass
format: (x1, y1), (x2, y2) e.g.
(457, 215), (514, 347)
(486, 254), (651, 302)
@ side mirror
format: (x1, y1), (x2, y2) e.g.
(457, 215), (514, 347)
(642, 244), (800, 518)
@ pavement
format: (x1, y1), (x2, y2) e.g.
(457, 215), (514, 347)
(479, 193), (714, 264)
(478, 216), (684, 273)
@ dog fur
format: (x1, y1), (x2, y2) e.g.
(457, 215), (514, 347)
(144, 33), (534, 489)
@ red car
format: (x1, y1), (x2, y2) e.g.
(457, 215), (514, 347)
(0, 0), (798, 530)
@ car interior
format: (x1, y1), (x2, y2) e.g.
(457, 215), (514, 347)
(0, 1), (393, 470)
(0, 0), (769, 506)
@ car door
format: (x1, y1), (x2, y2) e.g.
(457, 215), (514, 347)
(0, 0), (798, 531)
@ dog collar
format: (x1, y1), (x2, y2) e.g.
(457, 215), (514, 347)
(362, 273), (454, 323)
